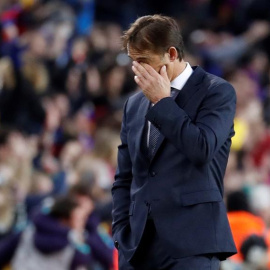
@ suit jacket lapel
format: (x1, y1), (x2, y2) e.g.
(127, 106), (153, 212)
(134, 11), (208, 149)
(149, 66), (205, 163)
(135, 95), (150, 159)
(175, 66), (205, 108)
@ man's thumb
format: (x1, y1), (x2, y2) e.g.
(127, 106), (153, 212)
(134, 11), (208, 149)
(160, 65), (167, 78)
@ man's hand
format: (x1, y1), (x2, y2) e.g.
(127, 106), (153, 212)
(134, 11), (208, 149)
(132, 61), (171, 104)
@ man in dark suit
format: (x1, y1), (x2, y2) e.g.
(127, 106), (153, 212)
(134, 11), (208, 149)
(111, 15), (237, 270)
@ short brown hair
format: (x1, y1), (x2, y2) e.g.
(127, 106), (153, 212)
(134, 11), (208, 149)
(50, 196), (78, 220)
(122, 15), (184, 60)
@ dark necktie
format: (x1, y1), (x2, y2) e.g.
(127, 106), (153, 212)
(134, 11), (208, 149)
(148, 118), (160, 158)
(148, 88), (177, 159)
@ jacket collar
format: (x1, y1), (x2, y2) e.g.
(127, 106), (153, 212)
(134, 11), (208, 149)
(174, 66), (205, 108)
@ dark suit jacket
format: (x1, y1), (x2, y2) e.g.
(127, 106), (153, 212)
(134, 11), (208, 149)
(111, 66), (237, 262)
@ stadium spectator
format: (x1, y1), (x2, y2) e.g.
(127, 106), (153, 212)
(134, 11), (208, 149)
(227, 191), (266, 262)
(240, 235), (268, 270)
(0, 196), (94, 269)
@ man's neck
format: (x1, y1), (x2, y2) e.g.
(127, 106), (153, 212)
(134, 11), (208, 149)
(171, 60), (187, 81)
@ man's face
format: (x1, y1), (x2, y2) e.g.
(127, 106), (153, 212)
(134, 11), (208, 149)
(128, 47), (174, 81)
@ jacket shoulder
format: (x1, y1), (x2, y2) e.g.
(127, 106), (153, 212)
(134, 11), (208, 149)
(127, 90), (144, 104)
(203, 72), (234, 94)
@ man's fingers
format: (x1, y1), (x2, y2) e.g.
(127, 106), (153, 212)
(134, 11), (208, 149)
(134, 75), (139, 83)
(160, 65), (169, 80)
(133, 61), (151, 80)
(132, 65), (146, 82)
(134, 75), (143, 88)
(141, 63), (159, 77)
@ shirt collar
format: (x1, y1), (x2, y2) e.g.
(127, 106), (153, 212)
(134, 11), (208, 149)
(170, 62), (193, 91)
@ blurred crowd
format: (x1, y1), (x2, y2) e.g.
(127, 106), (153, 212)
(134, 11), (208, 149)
(1, 0), (270, 269)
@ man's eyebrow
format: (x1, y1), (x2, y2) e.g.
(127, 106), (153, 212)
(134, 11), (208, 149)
(137, 57), (149, 61)
(131, 57), (150, 63)
(127, 55), (151, 63)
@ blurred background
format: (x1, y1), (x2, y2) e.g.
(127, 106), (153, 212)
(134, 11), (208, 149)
(1, 0), (270, 269)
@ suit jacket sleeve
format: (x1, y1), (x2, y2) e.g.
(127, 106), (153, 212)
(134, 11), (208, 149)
(146, 82), (236, 165)
(111, 99), (132, 237)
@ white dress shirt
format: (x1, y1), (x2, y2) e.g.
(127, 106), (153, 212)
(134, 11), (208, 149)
(170, 62), (193, 91)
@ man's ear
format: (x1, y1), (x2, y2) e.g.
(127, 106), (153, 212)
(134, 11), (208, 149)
(168, 47), (178, 62)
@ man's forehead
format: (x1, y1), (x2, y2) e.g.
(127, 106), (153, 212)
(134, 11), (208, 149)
(127, 47), (157, 62)
(128, 47), (149, 58)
